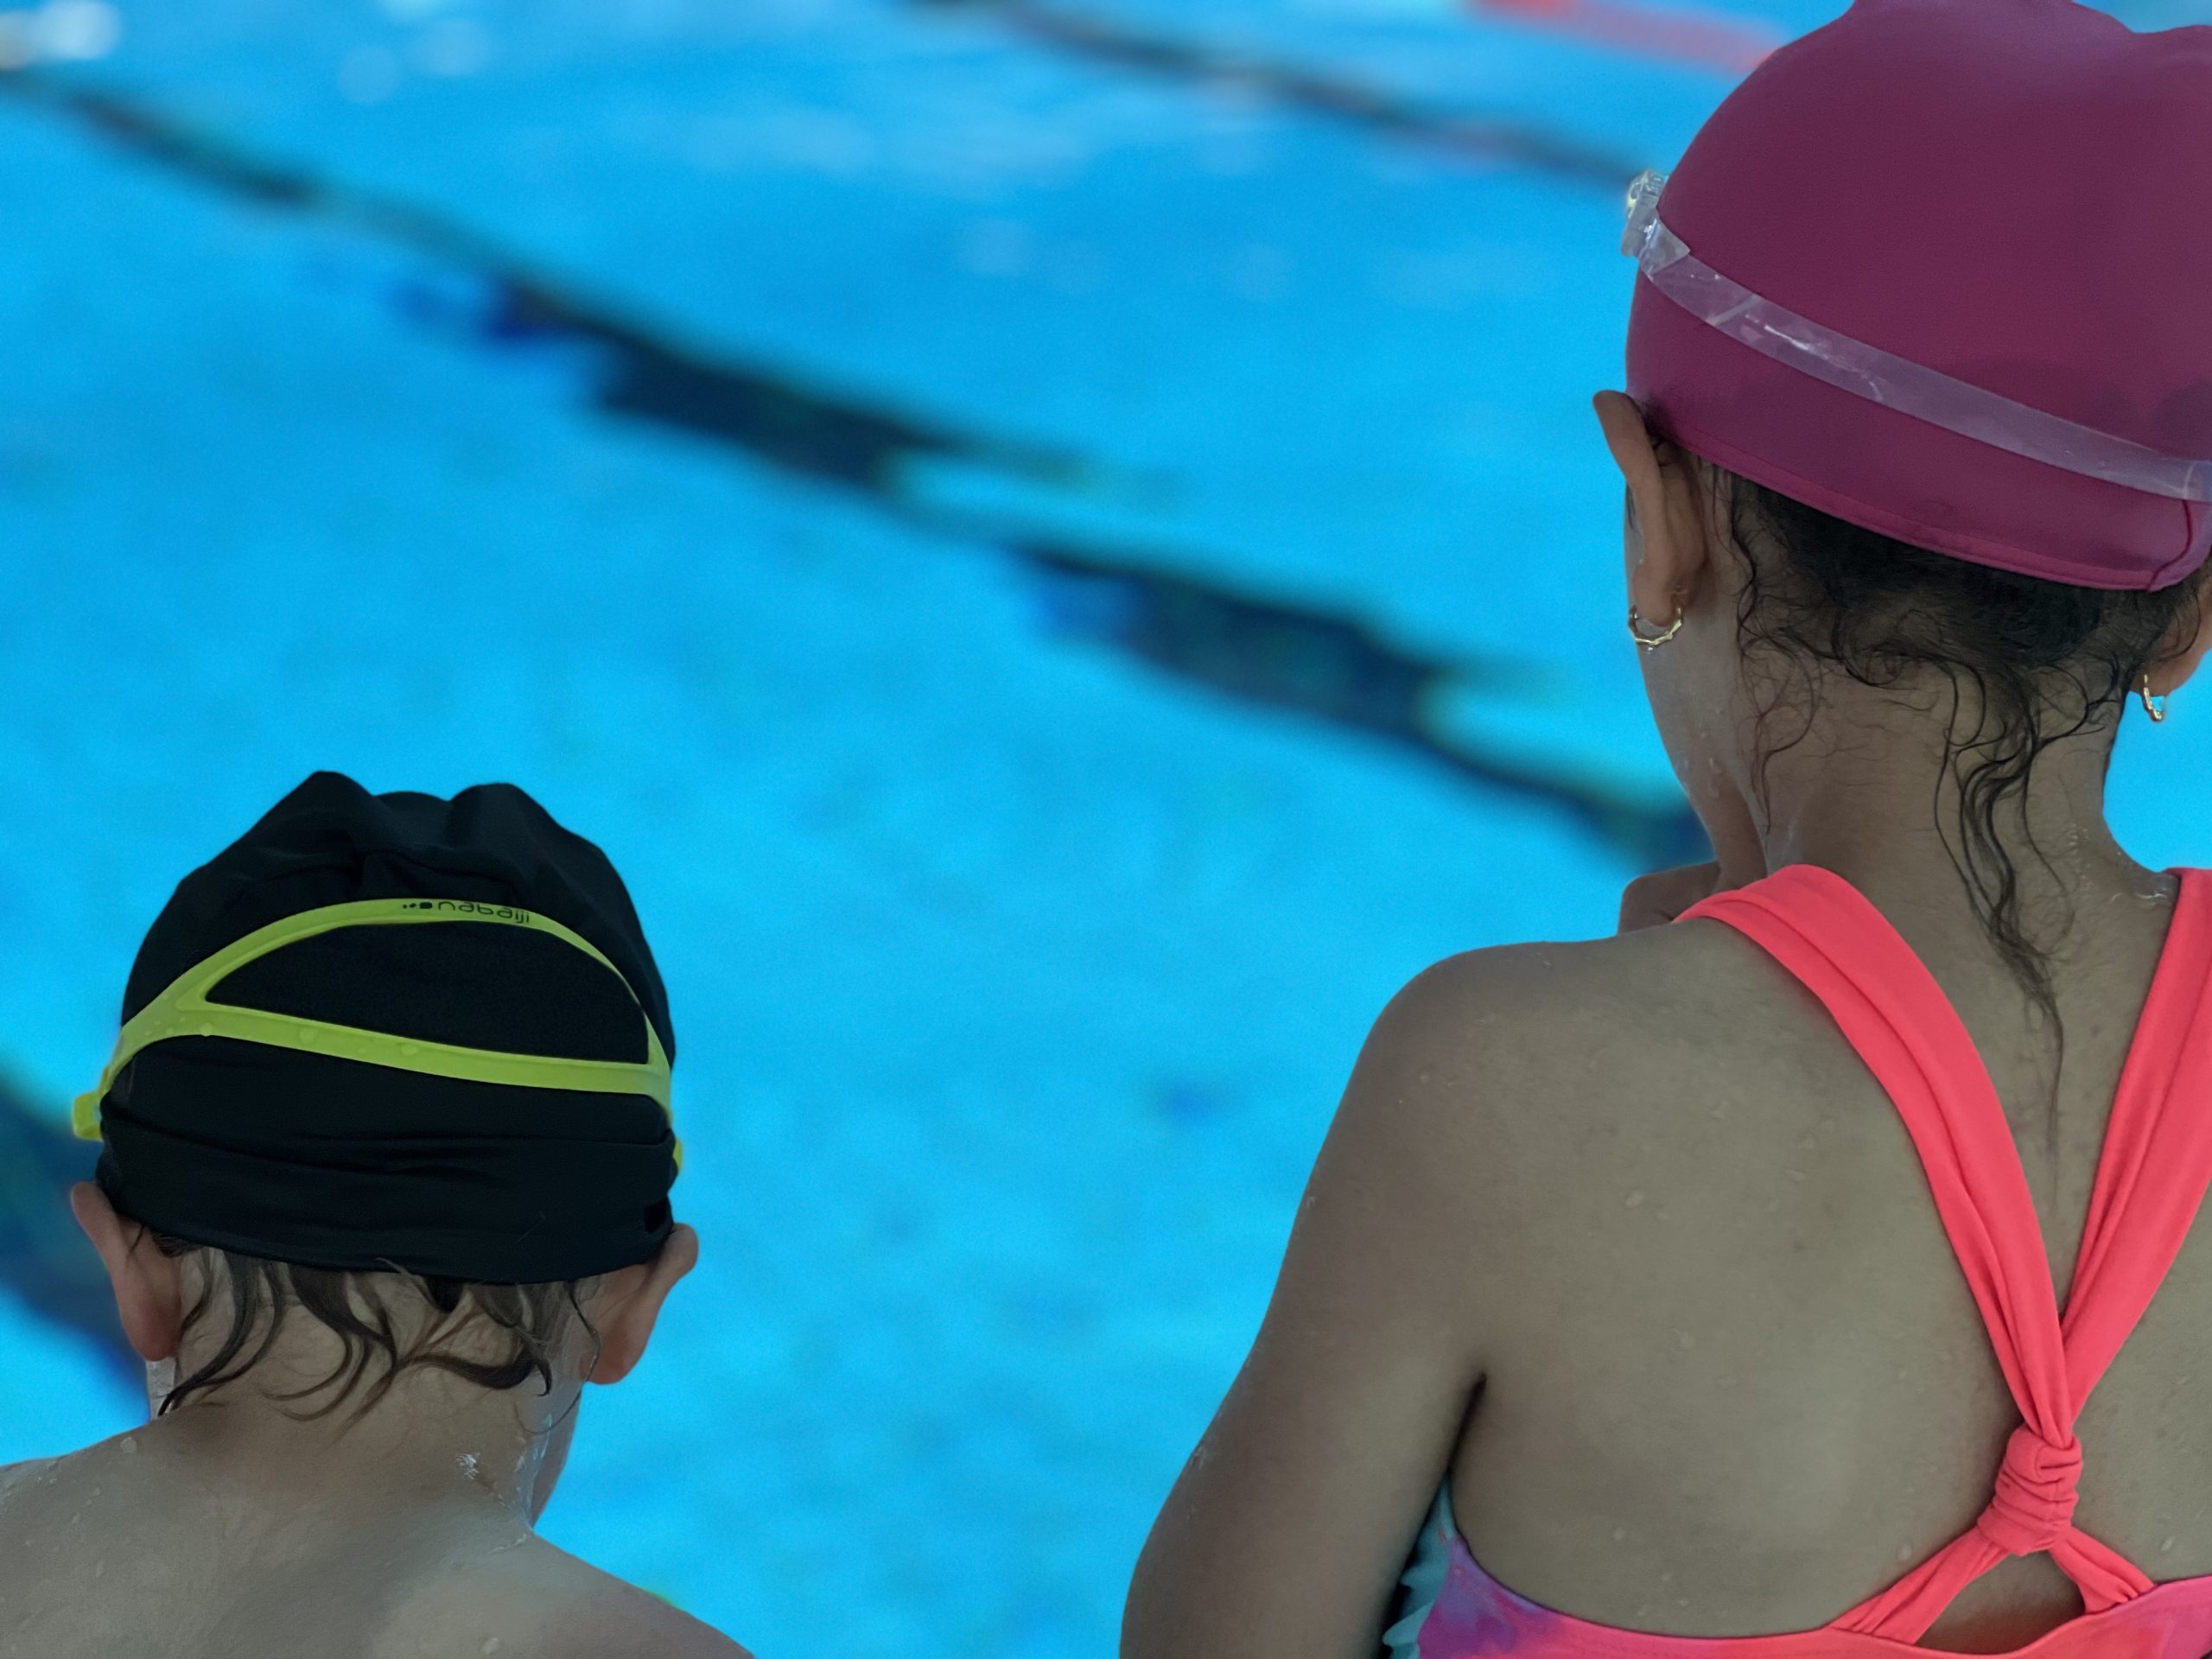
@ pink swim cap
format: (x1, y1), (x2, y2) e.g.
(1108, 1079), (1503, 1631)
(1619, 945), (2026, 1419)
(1625, 0), (2212, 591)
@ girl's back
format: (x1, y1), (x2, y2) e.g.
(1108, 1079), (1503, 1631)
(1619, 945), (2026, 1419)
(1439, 871), (2209, 1652)
(1122, 6), (2212, 1653)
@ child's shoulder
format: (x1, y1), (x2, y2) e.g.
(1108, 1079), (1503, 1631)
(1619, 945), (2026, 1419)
(0, 1454), (56, 1505)
(1345, 918), (1792, 1182)
(1376, 919), (1749, 1063)
(389, 1529), (752, 1659)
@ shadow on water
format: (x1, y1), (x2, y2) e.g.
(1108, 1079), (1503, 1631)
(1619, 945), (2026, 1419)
(909, 0), (1643, 191)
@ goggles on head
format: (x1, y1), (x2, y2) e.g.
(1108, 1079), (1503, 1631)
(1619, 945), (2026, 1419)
(1622, 168), (2212, 506)
(77, 899), (683, 1174)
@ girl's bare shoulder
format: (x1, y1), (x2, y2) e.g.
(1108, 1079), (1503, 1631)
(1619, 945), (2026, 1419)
(1376, 916), (1770, 1077)
(1348, 915), (1816, 1213)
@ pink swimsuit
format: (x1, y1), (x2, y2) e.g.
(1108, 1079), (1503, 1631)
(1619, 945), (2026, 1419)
(1401, 861), (2212, 1657)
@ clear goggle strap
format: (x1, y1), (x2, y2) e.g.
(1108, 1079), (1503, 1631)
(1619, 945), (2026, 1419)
(1620, 168), (2212, 505)
(76, 899), (682, 1175)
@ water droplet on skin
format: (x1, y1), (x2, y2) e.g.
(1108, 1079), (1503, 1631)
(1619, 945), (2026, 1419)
(92, 1559), (104, 1578)
(118, 1440), (137, 1456)
(2163, 1535), (2177, 1554)
(1624, 1190), (1644, 1209)
(1897, 1542), (1916, 1562)
(481, 1641), (502, 1656)
(1611, 1528), (1627, 1542)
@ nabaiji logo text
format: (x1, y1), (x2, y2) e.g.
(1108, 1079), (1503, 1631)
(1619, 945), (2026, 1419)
(400, 899), (535, 925)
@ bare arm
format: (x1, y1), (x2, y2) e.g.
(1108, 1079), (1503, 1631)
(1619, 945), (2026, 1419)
(1122, 949), (1529, 1659)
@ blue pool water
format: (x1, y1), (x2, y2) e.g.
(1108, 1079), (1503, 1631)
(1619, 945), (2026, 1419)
(4, 2), (2210, 1654)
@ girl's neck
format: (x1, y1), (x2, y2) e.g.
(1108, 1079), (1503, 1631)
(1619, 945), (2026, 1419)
(1744, 698), (2159, 952)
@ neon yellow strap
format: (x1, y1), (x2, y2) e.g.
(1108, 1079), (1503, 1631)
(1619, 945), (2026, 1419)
(76, 899), (682, 1173)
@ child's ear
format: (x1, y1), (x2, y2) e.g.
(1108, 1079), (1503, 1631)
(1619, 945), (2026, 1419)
(2147, 580), (2212, 702)
(583, 1221), (694, 1389)
(1592, 391), (1712, 629)
(70, 1181), (185, 1364)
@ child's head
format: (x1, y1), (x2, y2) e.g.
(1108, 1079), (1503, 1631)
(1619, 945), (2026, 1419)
(68, 771), (693, 1520)
(1599, 0), (2212, 991)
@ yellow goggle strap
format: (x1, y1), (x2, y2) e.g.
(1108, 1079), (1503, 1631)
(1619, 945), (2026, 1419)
(76, 899), (682, 1174)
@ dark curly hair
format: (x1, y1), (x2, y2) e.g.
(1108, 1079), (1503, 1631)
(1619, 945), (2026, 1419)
(1717, 466), (2207, 1035)
(133, 1222), (607, 1437)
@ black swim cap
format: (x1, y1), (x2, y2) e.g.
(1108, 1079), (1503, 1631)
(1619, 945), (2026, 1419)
(92, 771), (678, 1283)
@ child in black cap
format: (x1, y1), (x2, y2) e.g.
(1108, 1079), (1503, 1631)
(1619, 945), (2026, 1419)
(0, 772), (749, 1659)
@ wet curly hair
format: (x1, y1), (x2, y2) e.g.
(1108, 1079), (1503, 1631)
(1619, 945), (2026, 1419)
(130, 1222), (608, 1437)
(1715, 464), (2208, 1035)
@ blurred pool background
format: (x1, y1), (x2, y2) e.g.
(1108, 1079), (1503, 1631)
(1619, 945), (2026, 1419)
(4, 1), (2211, 1653)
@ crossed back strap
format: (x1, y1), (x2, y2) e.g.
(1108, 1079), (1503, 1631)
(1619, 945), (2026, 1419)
(1680, 865), (2212, 1642)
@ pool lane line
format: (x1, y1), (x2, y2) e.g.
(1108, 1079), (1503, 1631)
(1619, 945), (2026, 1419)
(908, 505), (1707, 870)
(1468, 0), (1781, 75)
(0, 67), (1700, 868)
(0, 71), (1094, 502)
(909, 0), (1645, 192)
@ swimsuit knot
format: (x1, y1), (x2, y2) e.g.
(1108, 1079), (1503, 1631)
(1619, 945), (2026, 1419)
(1976, 1424), (2082, 1556)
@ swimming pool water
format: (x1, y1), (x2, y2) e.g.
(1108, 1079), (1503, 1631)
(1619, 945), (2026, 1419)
(3, 2), (2209, 1654)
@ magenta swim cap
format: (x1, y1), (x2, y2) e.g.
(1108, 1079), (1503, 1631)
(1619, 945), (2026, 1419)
(1625, 0), (2212, 591)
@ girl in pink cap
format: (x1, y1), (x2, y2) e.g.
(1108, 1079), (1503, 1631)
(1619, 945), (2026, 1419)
(1124, 3), (2212, 1656)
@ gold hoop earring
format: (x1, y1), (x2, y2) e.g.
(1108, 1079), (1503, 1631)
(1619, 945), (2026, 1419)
(1628, 603), (1684, 650)
(2141, 674), (2170, 723)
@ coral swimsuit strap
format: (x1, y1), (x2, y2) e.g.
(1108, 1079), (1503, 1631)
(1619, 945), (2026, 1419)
(1677, 865), (2212, 1644)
